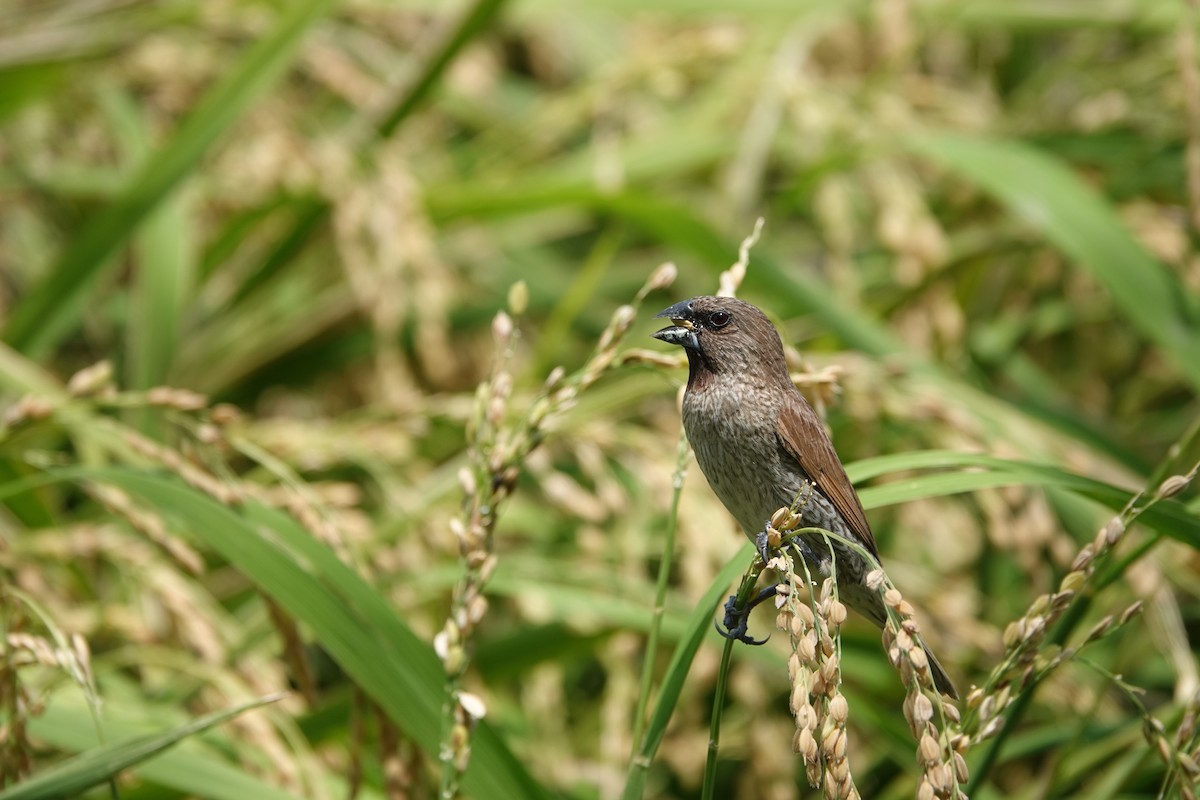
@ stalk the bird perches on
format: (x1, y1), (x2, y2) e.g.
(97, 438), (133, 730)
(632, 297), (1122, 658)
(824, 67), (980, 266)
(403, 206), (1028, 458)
(653, 296), (957, 699)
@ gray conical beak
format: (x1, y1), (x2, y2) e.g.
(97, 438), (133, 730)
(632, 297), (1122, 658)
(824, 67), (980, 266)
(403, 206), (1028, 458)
(651, 300), (700, 351)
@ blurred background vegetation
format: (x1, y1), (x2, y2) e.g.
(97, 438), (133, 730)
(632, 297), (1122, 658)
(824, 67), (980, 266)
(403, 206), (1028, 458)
(1, 0), (1199, 798)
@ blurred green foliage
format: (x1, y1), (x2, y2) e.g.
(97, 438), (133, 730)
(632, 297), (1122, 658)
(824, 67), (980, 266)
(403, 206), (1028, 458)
(1, 0), (1198, 798)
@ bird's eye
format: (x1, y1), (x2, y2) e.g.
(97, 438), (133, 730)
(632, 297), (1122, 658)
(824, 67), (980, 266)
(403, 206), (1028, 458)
(709, 310), (732, 328)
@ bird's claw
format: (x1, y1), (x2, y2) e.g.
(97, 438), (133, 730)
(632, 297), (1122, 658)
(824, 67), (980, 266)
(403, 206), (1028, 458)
(714, 616), (770, 645)
(714, 588), (778, 646)
(754, 528), (775, 564)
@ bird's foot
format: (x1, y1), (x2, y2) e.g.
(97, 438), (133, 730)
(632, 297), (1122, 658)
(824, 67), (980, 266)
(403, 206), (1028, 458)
(754, 528), (775, 564)
(714, 585), (779, 645)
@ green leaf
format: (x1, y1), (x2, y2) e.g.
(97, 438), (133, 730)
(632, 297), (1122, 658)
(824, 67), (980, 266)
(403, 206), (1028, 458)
(0, 695), (282, 800)
(99, 85), (194, 394)
(3, 0), (335, 357)
(51, 468), (551, 800)
(905, 132), (1200, 391)
(622, 544), (753, 800)
(0, 64), (67, 122)
(848, 450), (1200, 548)
(373, 0), (510, 138)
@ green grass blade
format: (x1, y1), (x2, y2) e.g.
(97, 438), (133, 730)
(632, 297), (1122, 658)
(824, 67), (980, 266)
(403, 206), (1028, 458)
(53, 468), (550, 800)
(905, 132), (1200, 391)
(99, 85), (194, 393)
(0, 341), (66, 397)
(3, 0), (334, 357)
(622, 544), (753, 800)
(848, 450), (1200, 548)
(0, 694), (283, 800)
(234, 502), (551, 800)
(424, 136), (733, 223)
(373, 0), (509, 138)
(0, 64), (67, 122)
(130, 197), (192, 389)
(27, 692), (379, 800)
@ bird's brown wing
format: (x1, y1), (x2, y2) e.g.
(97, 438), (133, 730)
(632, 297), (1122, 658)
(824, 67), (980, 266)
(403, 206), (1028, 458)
(776, 392), (881, 561)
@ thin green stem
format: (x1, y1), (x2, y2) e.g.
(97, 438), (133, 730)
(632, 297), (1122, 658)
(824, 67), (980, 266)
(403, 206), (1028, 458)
(966, 592), (1092, 792)
(700, 564), (765, 800)
(967, 455), (1199, 791)
(621, 546), (754, 800)
(701, 638), (737, 800)
(631, 431), (690, 752)
(370, 0), (509, 140)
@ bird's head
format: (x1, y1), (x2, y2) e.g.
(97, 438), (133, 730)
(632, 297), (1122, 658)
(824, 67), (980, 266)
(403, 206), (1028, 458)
(651, 296), (789, 385)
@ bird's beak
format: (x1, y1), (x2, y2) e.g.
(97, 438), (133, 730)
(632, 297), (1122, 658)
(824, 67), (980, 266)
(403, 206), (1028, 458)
(651, 300), (700, 352)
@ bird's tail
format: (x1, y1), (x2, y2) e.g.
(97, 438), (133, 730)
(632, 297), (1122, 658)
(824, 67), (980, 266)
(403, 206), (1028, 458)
(831, 582), (958, 697)
(925, 643), (958, 699)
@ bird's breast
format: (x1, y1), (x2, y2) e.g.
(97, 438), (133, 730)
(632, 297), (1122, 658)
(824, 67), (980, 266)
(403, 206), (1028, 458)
(681, 381), (799, 537)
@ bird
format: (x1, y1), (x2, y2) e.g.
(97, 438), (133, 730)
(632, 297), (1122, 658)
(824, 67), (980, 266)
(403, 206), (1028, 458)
(652, 295), (957, 698)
